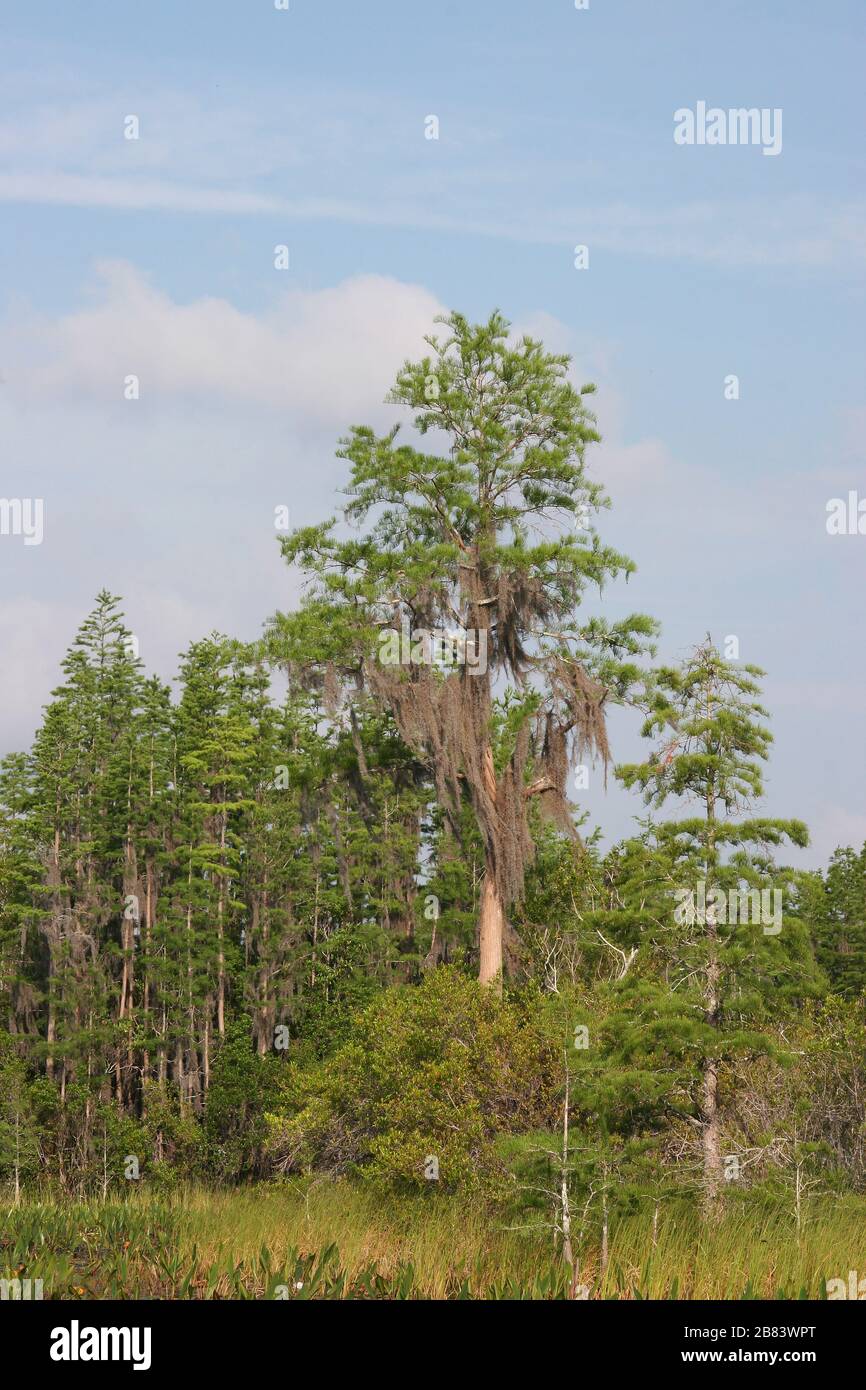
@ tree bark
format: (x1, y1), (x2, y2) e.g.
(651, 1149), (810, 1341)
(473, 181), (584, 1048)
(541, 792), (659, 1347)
(702, 1053), (722, 1216)
(478, 741), (504, 992)
(478, 869), (504, 993)
(702, 744), (724, 1218)
(216, 807), (226, 1038)
(561, 1061), (573, 1270)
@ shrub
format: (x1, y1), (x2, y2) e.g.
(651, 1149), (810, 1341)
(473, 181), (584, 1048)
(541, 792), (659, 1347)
(266, 967), (560, 1191)
(202, 1018), (282, 1181)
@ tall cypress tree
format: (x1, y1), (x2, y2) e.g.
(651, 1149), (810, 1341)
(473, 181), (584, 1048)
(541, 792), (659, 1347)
(274, 310), (655, 990)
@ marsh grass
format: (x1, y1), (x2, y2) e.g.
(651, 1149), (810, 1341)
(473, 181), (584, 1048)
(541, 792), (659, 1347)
(2, 1182), (862, 1298)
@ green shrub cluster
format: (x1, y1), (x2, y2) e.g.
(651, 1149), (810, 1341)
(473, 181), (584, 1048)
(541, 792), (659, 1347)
(266, 968), (560, 1191)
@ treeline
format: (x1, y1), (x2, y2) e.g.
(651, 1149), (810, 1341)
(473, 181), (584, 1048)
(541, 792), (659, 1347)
(0, 591), (438, 1142)
(0, 590), (863, 1196)
(1, 311), (864, 1207)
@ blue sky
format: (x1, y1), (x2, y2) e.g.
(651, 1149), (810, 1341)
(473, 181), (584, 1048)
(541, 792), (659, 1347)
(1, 0), (864, 864)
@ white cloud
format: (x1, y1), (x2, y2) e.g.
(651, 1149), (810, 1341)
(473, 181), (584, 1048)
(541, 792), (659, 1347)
(5, 264), (446, 428)
(0, 266), (447, 753)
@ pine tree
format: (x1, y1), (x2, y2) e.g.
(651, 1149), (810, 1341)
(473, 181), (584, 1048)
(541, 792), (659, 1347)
(171, 637), (257, 1107)
(32, 593), (143, 1112)
(131, 675), (175, 1103)
(616, 638), (811, 1214)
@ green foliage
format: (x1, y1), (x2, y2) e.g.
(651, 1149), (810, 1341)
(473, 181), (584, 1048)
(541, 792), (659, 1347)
(266, 968), (560, 1192)
(803, 844), (866, 998)
(0, 591), (432, 1191)
(612, 642), (820, 1121)
(202, 1019), (281, 1181)
(0, 1033), (43, 1188)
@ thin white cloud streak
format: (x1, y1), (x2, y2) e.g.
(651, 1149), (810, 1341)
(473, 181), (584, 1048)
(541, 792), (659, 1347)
(1, 166), (863, 270)
(1, 83), (863, 270)
(0, 173), (284, 214)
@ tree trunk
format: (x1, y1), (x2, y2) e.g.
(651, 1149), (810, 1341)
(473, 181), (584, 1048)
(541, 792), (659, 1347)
(702, 1055), (722, 1216)
(702, 766), (723, 1218)
(478, 741), (504, 992)
(478, 868), (504, 993)
(142, 854), (154, 1093)
(702, 892), (723, 1216)
(13, 1106), (20, 1206)
(216, 809), (226, 1038)
(561, 1061), (573, 1269)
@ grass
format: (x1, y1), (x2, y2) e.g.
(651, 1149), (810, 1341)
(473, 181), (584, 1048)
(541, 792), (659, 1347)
(1, 1182), (864, 1298)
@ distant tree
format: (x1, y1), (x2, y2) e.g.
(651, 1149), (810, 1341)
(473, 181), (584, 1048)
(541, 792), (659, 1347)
(805, 844), (866, 998)
(0, 1034), (42, 1200)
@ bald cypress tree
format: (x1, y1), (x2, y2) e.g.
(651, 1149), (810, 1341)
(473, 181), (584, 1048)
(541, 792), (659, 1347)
(274, 311), (654, 989)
